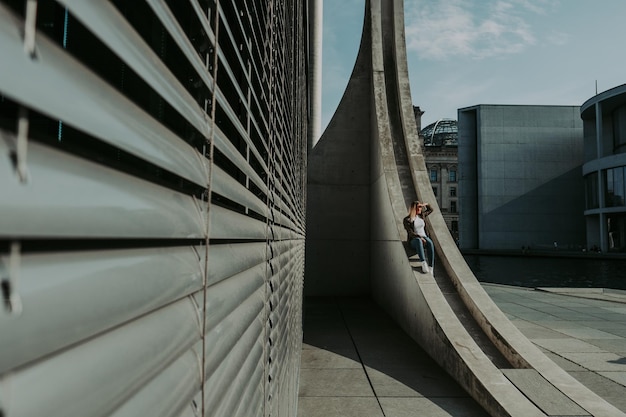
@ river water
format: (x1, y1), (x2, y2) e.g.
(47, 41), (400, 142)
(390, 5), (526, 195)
(463, 254), (626, 290)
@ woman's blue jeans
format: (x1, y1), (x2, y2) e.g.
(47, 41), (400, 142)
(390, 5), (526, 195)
(410, 236), (435, 268)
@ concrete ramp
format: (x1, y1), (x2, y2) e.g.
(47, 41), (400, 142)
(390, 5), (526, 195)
(306, 0), (625, 416)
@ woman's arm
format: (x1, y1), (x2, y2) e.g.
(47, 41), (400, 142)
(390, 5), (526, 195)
(422, 203), (434, 217)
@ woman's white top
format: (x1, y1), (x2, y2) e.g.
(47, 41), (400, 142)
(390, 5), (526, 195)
(412, 216), (427, 238)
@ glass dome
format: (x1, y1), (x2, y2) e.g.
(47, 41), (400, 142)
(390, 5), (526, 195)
(420, 119), (457, 147)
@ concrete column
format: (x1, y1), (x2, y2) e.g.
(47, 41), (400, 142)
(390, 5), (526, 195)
(307, 0), (323, 152)
(596, 102), (603, 158)
(596, 102), (607, 252)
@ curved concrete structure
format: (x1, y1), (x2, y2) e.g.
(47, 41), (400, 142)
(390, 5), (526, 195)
(306, 0), (625, 415)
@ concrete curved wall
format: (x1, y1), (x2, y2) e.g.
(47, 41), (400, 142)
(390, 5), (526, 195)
(307, 0), (625, 416)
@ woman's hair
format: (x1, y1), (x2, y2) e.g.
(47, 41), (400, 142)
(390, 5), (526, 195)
(408, 200), (431, 220)
(408, 201), (420, 220)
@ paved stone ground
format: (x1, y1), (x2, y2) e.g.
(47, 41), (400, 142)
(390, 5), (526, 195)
(298, 286), (626, 416)
(297, 297), (489, 417)
(483, 284), (626, 413)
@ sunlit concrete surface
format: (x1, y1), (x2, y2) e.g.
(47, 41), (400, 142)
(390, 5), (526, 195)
(298, 287), (626, 416)
(484, 284), (626, 413)
(297, 297), (489, 417)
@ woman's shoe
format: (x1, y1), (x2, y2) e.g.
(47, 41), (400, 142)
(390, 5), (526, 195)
(421, 261), (429, 273)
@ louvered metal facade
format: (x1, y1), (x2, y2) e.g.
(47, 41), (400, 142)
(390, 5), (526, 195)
(0, 1), (308, 416)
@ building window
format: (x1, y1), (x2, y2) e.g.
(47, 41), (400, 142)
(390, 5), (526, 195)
(432, 186), (438, 197)
(429, 168), (438, 182)
(613, 106), (626, 154)
(450, 201), (457, 213)
(606, 167), (625, 207)
(608, 214), (625, 252)
(618, 168), (626, 206)
(450, 187), (457, 197)
(585, 172), (599, 209)
(449, 168), (457, 182)
(451, 220), (458, 233)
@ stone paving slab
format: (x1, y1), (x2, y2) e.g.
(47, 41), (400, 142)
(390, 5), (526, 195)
(298, 368), (375, 397)
(483, 284), (626, 413)
(299, 288), (626, 416)
(378, 397), (489, 417)
(538, 287), (626, 304)
(502, 369), (589, 416)
(300, 344), (362, 369)
(558, 352), (626, 372)
(298, 297), (485, 417)
(297, 397), (384, 417)
(532, 338), (605, 353)
(366, 365), (467, 398)
(554, 327), (623, 340)
(599, 371), (626, 386)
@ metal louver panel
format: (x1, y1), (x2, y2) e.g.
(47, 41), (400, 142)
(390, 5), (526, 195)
(0, 138), (205, 238)
(209, 204), (268, 240)
(0, 246), (204, 373)
(0, 5), (208, 187)
(109, 344), (202, 417)
(206, 242), (267, 285)
(0, 1), (307, 416)
(212, 165), (268, 217)
(4, 298), (201, 417)
(212, 126), (269, 196)
(57, 0), (211, 135)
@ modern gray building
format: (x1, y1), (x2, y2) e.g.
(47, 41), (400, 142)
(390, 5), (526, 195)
(458, 105), (585, 251)
(581, 83), (626, 253)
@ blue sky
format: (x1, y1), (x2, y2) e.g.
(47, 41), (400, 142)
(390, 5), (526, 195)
(321, 0), (626, 130)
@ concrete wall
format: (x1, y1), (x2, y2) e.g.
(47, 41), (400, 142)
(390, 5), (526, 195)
(458, 105), (585, 250)
(458, 108), (479, 248)
(305, 7), (372, 296)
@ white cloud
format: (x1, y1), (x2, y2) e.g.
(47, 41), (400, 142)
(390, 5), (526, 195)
(404, 0), (548, 60)
(545, 30), (569, 46)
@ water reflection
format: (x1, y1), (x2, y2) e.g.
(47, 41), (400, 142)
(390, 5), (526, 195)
(464, 255), (626, 290)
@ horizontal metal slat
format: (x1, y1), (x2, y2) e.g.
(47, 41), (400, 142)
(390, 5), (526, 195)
(212, 165), (268, 217)
(210, 336), (264, 417)
(176, 405), (199, 417)
(144, 0), (215, 101)
(144, 0), (215, 97)
(207, 242), (267, 288)
(232, 360), (265, 417)
(270, 240), (291, 256)
(214, 87), (269, 175)
(0, 137), (205, 238)
(205, 316), (264, 416)
(110, 342), (202, 417)
(0, 5), (208, 187)
(214, 5), (266, 153)
(212, 126), (268, 196)
(3, 298), (201, 417)
(205, 263), (265, 332)
(204, 289), (264, 378)
(58, 0), (210, 137)
(209, 204), (267, 239)
(0, 246), (204, 373)
(269, 245), (298, 273)
(269, 225), (303, 241)
(271, 207), (297, 231)
(186, 0), (216, 46)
